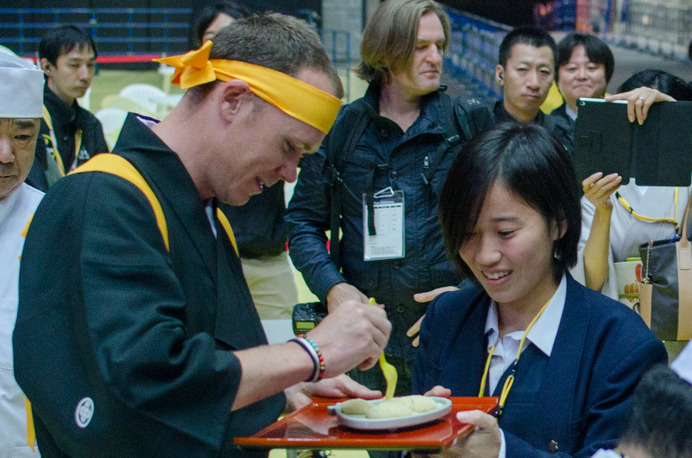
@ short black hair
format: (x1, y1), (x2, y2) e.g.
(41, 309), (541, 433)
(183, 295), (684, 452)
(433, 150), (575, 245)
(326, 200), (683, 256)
(438, 122), (580, 283)
(556, 33), (614, 83)
(618, 69), (692, 101)
(498, 25), (557, 68)
(38, 25), (97, 66)
(620, 365), (692, 458)
(191, 2), (251, 48)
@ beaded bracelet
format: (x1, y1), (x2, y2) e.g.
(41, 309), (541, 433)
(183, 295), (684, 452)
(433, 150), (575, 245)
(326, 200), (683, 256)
(289, 335), (324, 382)
(299, 334), (325, 381)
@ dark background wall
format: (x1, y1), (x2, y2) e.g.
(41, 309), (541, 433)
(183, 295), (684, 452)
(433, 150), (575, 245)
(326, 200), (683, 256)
(2, 0), (539, 60)
(439, 0), (539, 26)
(13, 0), (321, 14)
(10, 0), (532, 26)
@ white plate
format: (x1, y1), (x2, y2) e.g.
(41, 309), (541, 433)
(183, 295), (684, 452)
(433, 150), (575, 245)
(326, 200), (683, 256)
(330, 397), (452, 431)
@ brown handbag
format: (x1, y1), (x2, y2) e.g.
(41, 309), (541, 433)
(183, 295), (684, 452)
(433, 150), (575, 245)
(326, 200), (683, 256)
(639, 190), (692, 341)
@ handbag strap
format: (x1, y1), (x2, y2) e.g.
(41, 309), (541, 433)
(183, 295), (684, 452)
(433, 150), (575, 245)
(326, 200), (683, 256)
(676, 189), (692, 339)
(678, 188), (692, 253)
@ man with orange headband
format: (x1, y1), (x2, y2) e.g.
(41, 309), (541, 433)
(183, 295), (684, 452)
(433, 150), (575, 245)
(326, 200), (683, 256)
(14, 13), (390, 457)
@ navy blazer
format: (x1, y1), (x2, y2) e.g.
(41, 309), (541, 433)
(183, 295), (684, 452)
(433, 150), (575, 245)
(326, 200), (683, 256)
(412, 275), (667, 458)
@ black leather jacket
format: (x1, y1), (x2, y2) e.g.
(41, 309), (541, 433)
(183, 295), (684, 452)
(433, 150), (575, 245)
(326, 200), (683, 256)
(286, 85), (490, 361)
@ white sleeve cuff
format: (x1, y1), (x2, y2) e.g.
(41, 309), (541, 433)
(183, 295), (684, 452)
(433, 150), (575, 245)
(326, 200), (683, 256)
(498, 428), (506, 458)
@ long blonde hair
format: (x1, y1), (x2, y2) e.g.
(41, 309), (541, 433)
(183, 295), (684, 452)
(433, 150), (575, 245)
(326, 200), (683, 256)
(355, 0), (451, 85)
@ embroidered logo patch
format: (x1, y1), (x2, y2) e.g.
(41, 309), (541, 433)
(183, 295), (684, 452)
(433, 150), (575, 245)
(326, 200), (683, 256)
(74, 397), (94, 428)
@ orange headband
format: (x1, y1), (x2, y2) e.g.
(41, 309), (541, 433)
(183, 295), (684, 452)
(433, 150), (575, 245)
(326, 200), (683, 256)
(155, 41), (341, 134)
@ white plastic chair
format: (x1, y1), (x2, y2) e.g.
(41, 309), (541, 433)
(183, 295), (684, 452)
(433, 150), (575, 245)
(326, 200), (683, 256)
(95, 107), (128, 149)
(119, 83), (167, 115)
(0, 44), (16, 55)
(101, 94), (156, 117)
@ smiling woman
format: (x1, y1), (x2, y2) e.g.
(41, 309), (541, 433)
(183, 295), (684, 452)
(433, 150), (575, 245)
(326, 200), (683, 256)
(411, 122), (667, 457)
(553, 33), (614, 122)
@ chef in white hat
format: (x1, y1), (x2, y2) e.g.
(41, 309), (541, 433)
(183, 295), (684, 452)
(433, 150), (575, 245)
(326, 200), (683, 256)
(0, 51), (45, 456)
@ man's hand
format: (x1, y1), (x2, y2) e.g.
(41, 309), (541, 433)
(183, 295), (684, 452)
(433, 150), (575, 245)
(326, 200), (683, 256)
(605, 86), (675, 125)
(325, 282), (369, 313)
(582, 172), (621, 210)
(307, 299), (390, 375)
(408, 286), (459, 347)
(285, 375), (382, 411)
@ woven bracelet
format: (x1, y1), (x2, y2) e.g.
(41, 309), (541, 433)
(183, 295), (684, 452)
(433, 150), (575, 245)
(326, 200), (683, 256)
(289, 336), (320, 382)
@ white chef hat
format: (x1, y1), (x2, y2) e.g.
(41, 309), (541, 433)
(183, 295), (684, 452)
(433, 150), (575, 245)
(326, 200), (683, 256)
(670, 340), (692, 385)
(0, 52), (44, 118)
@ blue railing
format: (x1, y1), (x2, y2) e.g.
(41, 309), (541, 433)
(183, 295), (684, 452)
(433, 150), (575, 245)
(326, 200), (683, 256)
(0, 7), (353, 99)
(321, 28), (352, 101)
(533, 0), (692, 60)
(443, 6), (511, 100)
(0, 8), (192, 57)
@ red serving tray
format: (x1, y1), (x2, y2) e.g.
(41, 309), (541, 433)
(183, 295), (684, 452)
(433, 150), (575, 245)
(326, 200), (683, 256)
(235, 396), (498, 452)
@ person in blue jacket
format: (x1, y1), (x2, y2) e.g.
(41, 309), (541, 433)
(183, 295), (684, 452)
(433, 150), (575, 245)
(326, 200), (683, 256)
(412, 122), (667, 457)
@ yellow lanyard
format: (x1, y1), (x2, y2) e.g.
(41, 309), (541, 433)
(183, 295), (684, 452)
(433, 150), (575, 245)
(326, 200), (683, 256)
(615, 188), (680, 234)
(478, 298), (551, 417)
(42, 104), (83, 176)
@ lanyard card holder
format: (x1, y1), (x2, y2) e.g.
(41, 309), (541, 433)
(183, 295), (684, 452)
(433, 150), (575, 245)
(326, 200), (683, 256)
(363, 187), (405, 261)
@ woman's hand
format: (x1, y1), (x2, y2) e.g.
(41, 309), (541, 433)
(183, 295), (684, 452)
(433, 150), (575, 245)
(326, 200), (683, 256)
(605, 86), (675, 125)
(582, 172), (621, 210)
(450, 410), (502, 458)
(415, 408), (501, 458)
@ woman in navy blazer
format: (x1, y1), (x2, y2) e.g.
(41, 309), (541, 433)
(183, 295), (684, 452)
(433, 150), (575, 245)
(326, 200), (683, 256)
(412, 123), (667, 458)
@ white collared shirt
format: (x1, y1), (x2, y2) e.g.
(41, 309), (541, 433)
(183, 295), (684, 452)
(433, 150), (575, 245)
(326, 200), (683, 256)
(566, 104), (578, 121)
(483, 275), (567, 458)
(483, 274), (567, 394)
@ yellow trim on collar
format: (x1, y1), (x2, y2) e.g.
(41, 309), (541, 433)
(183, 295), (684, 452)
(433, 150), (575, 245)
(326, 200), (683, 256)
(155, 41), (341, 134)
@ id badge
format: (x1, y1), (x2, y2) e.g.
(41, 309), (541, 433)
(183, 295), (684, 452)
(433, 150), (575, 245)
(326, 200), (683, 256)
(363, 187), (405, 261)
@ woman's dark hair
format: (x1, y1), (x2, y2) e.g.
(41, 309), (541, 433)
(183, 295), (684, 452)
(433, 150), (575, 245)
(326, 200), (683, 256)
(556, 33), (614, 84)
(620, 365), (692, 458)
(38, 25), (97, 66)
(438, 122), (581, 283)
(192, 2), (251, 48)
(618, 69), (692, 101)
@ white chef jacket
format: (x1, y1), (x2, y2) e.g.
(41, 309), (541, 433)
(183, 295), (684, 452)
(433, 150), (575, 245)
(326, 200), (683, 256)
(0, 183), (43, 457)
(572, 179), (690, 300)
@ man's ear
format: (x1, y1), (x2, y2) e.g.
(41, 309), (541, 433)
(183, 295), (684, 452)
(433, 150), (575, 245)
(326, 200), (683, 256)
(495, 65), (504, 84)
(40, 58), (52, 75)
(219, 79), (253, 123)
